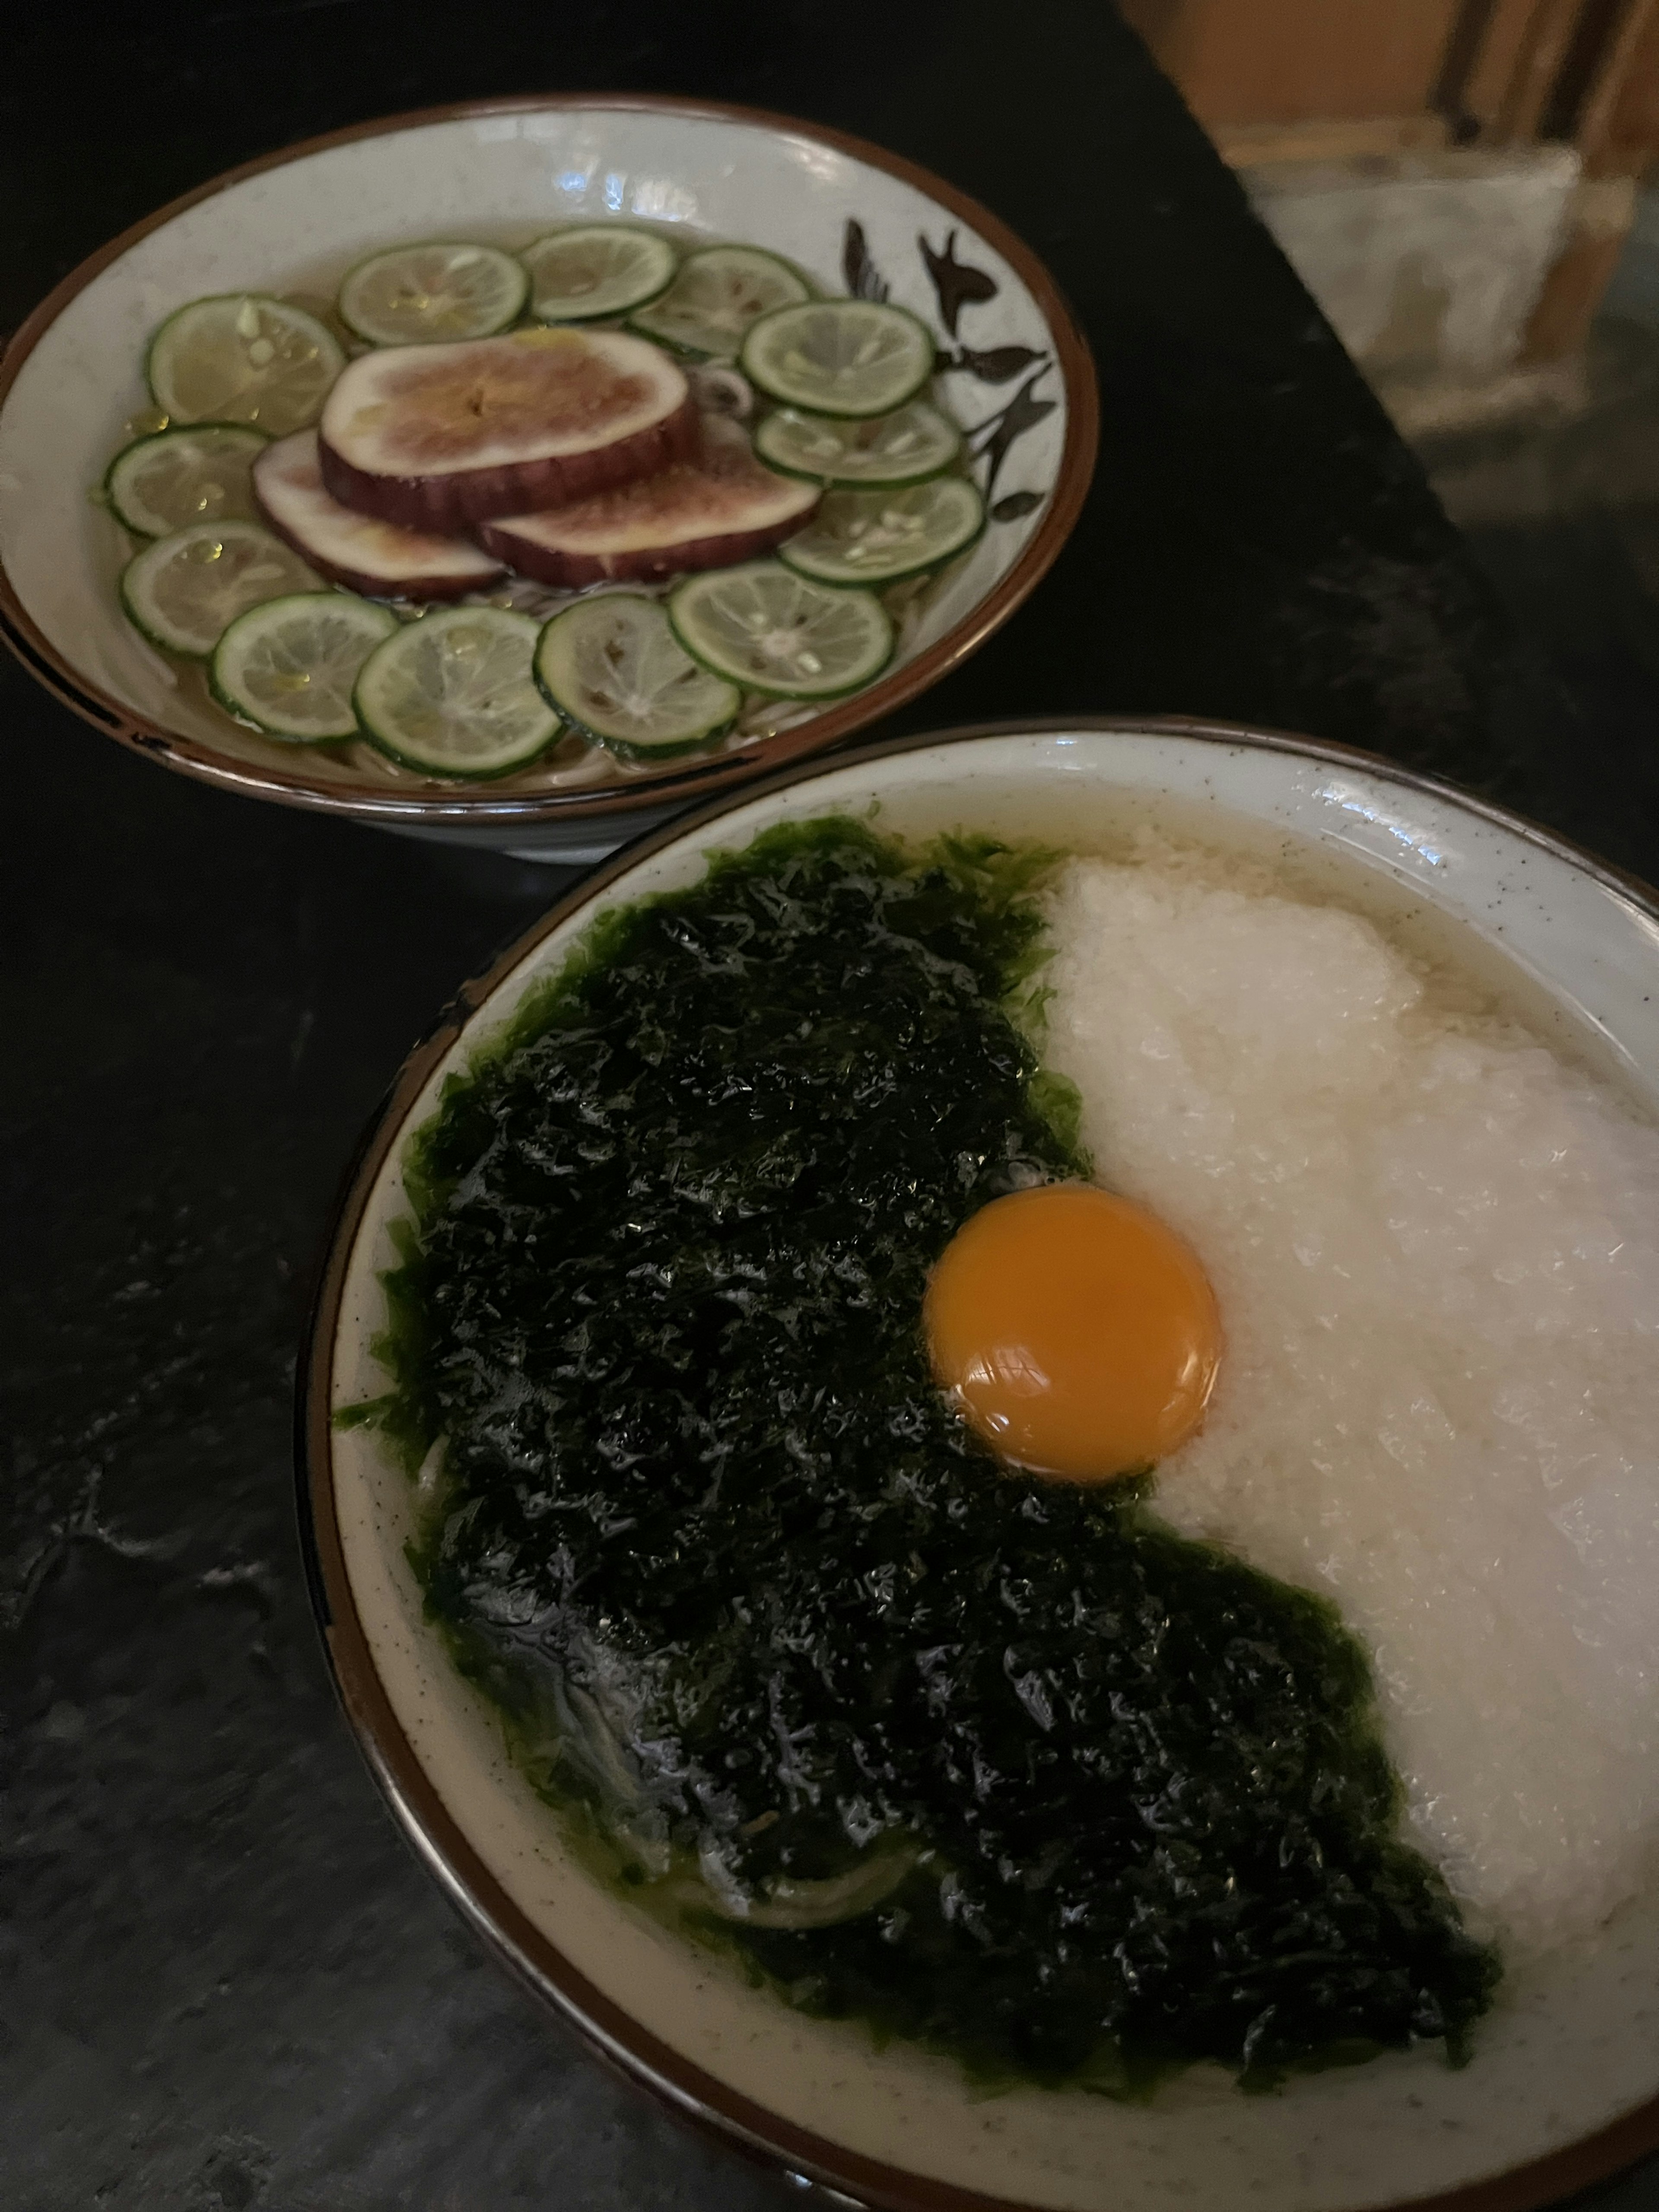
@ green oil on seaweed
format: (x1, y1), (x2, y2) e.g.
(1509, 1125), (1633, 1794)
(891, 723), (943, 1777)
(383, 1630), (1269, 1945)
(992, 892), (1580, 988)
(349, 817), (1499, 2094)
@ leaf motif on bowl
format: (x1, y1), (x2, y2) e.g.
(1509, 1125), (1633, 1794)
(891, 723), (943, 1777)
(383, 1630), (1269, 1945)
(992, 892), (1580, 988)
(841, 219), (890, 303)
(966, 369), (1058, 505)
(937, 342), (1049, 385)
(918, 229), (998, 337)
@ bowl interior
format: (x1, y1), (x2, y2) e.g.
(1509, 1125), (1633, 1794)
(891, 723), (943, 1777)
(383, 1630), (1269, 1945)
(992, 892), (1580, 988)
(321, 727), (1659, 2212)
(0, 105), (1072, 820)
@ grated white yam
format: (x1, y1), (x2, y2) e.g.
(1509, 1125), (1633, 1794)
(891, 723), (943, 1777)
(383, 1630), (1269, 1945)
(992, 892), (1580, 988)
(1040, 844), (1659, 1957)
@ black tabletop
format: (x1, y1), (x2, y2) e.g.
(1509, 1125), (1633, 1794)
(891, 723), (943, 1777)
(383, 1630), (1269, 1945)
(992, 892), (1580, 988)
(5, 6), (1654, 2209)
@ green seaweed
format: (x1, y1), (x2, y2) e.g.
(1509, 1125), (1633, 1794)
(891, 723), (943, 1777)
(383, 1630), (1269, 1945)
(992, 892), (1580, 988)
(348, 816), (1499, 2092)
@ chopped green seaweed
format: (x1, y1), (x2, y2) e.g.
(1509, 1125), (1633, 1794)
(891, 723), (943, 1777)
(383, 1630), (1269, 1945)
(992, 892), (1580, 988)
(358, 817), (1499, 2091)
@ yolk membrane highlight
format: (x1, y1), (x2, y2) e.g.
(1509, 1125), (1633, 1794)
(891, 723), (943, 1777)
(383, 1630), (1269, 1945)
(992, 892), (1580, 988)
(924, 1182), (1222, 1481)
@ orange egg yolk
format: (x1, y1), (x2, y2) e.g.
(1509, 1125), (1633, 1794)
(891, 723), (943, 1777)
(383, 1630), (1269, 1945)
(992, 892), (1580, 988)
(923, 1183), (1222, 1483)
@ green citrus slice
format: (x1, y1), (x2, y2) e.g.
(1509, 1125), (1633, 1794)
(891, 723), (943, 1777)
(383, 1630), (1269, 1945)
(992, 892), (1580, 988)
(668, 561), (893, 699)
(779, 479), (985, 587)
(105, 423), (269, 537)
(119, 520), (321, 658)
(354, 606), (562, 779)
(630, 245), (810, 358)
(753, 400), (962, 488)
(338, 242), (528, 345)
(740, 300), (934, 419)
(533, 594), (739, 759)
(210, 591), (397, 740)
(523, 226), (678, 323)
(146, 294), (346, 434)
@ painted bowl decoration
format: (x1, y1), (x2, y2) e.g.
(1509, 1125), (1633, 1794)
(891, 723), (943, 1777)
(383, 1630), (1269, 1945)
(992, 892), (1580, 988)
(0, 99), (1095, 863)
(306, 718), (1659, 2212)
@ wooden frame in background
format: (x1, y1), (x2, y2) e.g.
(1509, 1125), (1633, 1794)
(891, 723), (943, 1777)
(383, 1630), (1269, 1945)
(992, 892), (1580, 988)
(1119, 0), (1659, 364)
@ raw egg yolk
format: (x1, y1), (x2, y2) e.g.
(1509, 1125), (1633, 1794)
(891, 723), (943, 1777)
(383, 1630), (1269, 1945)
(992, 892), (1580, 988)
(923, 1183), (1222, 1483)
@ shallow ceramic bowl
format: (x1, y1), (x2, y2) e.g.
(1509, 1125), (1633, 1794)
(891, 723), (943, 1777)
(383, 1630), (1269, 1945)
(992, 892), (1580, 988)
(0, 98), (1094, 865)
(304, 718), (1659, 2212)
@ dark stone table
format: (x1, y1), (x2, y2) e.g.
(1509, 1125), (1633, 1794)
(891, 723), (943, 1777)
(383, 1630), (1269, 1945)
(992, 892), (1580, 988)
(4, 4), (1655, 2207)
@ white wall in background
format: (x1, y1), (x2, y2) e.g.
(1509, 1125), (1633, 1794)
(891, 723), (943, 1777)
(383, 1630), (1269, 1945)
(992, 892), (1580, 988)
(1601, 182), (1659, 328)
(1241, 145), (1580, 379)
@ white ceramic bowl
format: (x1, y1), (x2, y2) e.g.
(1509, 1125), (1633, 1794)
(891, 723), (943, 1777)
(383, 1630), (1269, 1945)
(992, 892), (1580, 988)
(0, 99), (1094, 865)
(304, 719), (1659, 2211)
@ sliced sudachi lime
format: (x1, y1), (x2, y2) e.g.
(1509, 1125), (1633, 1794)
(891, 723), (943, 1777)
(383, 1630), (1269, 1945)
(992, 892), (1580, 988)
(668, 560), (893, 699)
(523, 226), (678, 323)
(119, 520), (321, 657)
(146, 294), (346, 435)
(740, 300), (934, 419)
(533, 594), (739, 759)
(210, 591), (397, 740)
(105, 423), (269, 537)
(779, 479), (985, 588)
(631, 245), (810, 358)
(353, 605), (561, 778)
(753, 401), (963, 488)
(338, 242), (529, 345)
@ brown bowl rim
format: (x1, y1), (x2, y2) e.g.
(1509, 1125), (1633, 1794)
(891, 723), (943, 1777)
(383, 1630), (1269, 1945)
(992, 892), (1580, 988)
(298, 712), (1659, 2212)
(0, 93), (1098, 827)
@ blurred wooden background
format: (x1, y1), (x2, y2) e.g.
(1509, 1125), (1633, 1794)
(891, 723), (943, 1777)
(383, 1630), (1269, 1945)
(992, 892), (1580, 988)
(1120, 0), (1659, 388)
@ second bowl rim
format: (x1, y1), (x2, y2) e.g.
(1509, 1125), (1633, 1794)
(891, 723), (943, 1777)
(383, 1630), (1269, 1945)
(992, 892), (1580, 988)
(0, 91), (1099, 827)
(299, 710), (1659, 2212)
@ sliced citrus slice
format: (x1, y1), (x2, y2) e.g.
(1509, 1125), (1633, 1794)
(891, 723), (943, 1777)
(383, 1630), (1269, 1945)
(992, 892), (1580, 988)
(779, 479), (985, 587)
(523, 226), (678, 322)
(668, 561), (893, 699)
(753, 400), (962, 488)
(740, 301), (934, 419)
(210, 591), (397, 740)
(146, 294), (346, 435)
(353, 606), (561, 778)
(338, 241), (528, 346)
(533, 594), (740, 760)
(105, 423), (269, 537)
(119, 520), (321, 658)
(631, 245), (810, 358)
